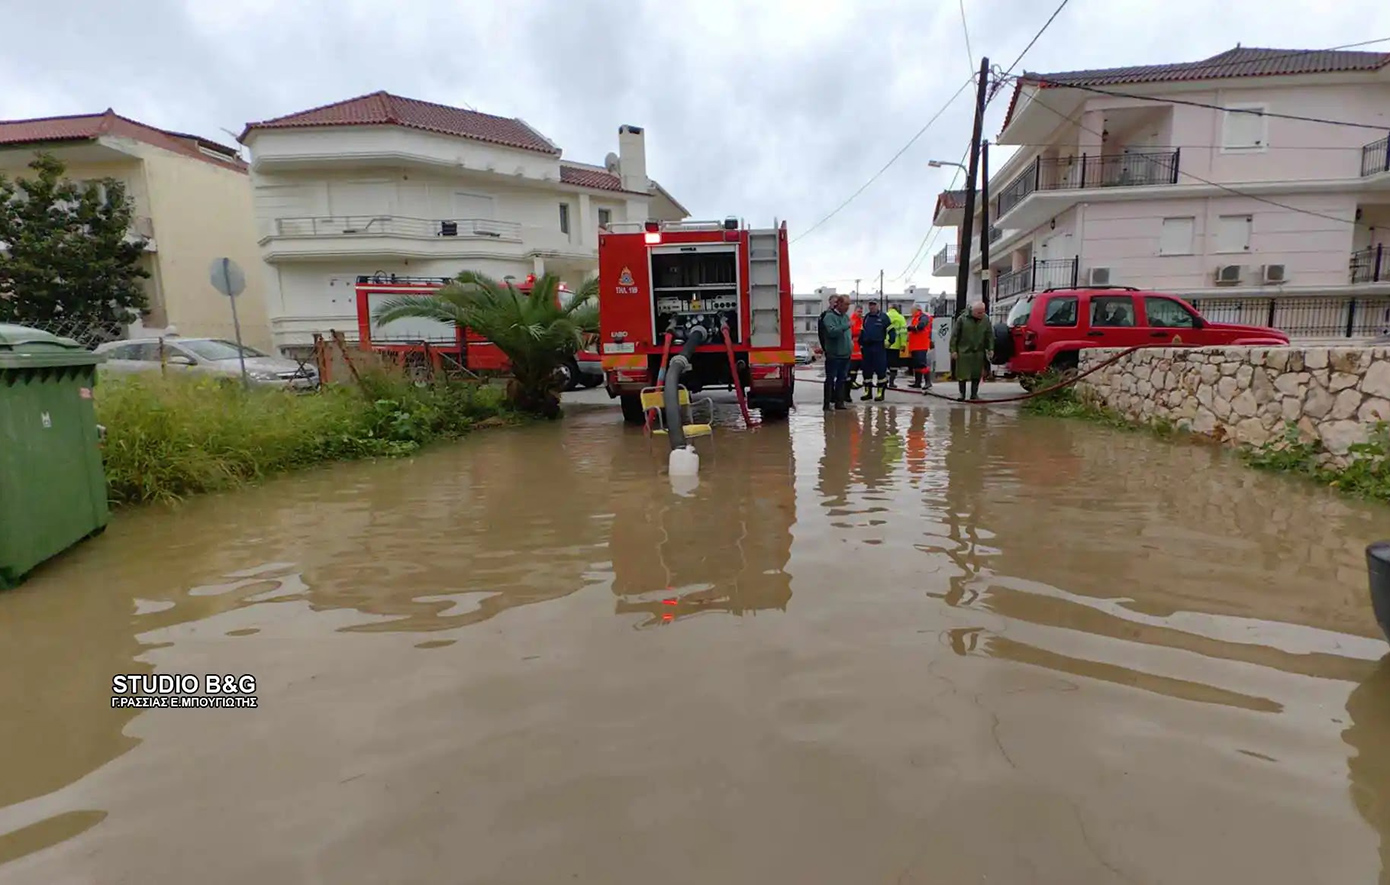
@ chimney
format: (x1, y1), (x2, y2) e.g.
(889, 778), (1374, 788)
(617, 125), (648, 194)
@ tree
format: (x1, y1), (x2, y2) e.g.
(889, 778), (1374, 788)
(374, 271), (598, 418)
(0, 153), (149, 339)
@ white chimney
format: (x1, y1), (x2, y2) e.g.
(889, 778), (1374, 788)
(617, 125), (648, 194)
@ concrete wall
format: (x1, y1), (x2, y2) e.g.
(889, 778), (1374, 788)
(1077, 346), (1390, 458)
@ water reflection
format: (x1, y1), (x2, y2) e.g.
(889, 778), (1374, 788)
(1346, 655), (1390, 885)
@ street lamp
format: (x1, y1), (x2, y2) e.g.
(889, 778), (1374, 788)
(928, 159), (968, 172)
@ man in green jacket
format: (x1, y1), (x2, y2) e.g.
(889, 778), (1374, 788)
(948, 301), (994, 402)
(817, 296), (852, 412)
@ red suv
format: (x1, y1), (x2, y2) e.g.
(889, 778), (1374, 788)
(995, 286), (1289, 388)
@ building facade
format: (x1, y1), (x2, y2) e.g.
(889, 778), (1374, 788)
(239, 92), (688, 352)
(0, 110), (272, 348)
(934, 46), (1390, 333)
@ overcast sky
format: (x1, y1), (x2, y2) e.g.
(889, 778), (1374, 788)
(2, 0), (1388, 294)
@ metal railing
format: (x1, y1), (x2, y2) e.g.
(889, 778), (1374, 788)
(932, 245), (958, 272)
(1362, 136), (1390, 177)
(1188, 295), (1390, 339)
(1352, 246), (1387, 284)
(997, 149), (1181, 217)
(994, 257), (1080, 299)
(989, 225), (1003, 243)
(273, 216), (521, 239)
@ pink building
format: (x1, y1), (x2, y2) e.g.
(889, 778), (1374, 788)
(934, 46), (1390, 334)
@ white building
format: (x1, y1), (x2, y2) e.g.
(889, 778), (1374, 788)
(933, 46), (1390, 335)
(793, 285), (949, 350)
(239, 91), (688, 352)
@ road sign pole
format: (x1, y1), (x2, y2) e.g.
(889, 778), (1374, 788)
(210, 257), (251, 391)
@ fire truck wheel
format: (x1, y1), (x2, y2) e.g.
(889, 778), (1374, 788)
(620, 394), (645, 425)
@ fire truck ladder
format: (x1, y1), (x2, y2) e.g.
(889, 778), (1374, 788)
(747, 227), (782, 348)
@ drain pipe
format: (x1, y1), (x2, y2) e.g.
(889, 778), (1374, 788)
(1367, 542), (1390, 643)
(664, 325), (708, 453)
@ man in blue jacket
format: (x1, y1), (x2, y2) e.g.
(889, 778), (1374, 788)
(858, 301), (891, 402)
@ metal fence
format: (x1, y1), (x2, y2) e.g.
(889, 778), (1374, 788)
(1363, 136), (1389, 178)
(1188, 295), (1390, 339)
(4, 315), (126, 349)
(994, 257), (1080, 299)
(1352, 246), (1387, 284)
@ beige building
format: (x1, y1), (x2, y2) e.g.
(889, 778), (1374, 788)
(0, 109), (272, 349)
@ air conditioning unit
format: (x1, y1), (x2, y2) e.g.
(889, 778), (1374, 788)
(1088, 267), (1112, 286)
(1262, 264), (1287, 284)
(1214, 264), (1243, 286)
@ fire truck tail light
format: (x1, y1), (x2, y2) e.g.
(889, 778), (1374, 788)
(644, 232), (661, 245)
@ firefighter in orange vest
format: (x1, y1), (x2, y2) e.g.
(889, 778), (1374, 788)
(844, 305), (864, 400)
(908, 304), (934, 389)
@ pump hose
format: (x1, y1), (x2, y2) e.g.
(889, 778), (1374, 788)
(664, 327), (708, 449)
(877, 345), (1146, 404)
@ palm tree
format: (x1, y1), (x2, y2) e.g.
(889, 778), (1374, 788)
(374, 271), (598, 418)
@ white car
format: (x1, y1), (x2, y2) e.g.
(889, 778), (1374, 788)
(794, 344), (814, 365)
(94, 337), (319, 389)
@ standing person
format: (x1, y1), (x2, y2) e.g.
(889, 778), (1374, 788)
(858, 301), (891, 402)
(907, 303), (933, 389)
(884, 304), (909, 388)
(845, 305), (864, 400)
(948, 300), (994, 402)
(818, 295), (852, 412)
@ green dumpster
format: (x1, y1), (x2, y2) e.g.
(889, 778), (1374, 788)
(0, 324), (108, 588)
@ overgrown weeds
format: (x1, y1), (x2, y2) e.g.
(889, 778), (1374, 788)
(97, 369), (511, 506)
(1243, 421), (1390, 501)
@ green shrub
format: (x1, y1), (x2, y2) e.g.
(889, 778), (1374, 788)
(1243, 421), (1390, 502)
(96, 372), (510, 506)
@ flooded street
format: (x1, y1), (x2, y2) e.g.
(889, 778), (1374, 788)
(2, 393), (1389, 884)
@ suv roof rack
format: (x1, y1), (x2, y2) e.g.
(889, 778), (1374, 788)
(1040, 285), (1141, 293)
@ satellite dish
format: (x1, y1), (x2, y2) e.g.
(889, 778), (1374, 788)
(604, 152), (619, 172)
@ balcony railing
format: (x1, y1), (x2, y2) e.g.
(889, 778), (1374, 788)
(989, 225), (1002, 243)
(932, 245), (958, 272)
(993, 257), (1080, 299)
(273, 216), (521, 239)
(997, 149), (1181, 217)
(1352, 245), (1387, 284)
(1363, 136), (1390, 177)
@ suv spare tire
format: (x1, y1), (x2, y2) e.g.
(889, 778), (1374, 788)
(991, 322), (1015, 365)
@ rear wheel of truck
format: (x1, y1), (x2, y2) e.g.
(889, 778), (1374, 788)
(620, 393), (645, 425)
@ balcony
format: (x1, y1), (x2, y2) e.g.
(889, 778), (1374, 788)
(995, 149), (1181, 229)
(261, 215), (524, 262)
(932, 245), (959, 277)
(1351, 246), (1387, 284)
(993, 257), (1080, 300)
(1363, 136), (1390, 178)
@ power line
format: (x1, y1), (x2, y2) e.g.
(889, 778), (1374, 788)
(896, 145), (971, 280)
(792, 74), (976, 244)
(957, 0), (975, 80)
(1017, 90), (1358, 227)
(1000, 0), (1073, 78)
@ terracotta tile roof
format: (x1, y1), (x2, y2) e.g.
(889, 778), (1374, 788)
(937, 189), (966, 209)
(559, 163), (624, 191)
(0, 109), (245, 171)
(241, 91), (560, 155)
(1003, 45), (1390, 131)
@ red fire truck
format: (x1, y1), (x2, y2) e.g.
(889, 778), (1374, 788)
(354, 273), (601, 388)
(598, 219), (796, 423)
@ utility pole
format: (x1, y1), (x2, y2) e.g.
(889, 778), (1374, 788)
(980, 139), (991, 310)
(879, 269), (885, 308)
(954, 56), (991, 316)
(855, 277), (861, 312)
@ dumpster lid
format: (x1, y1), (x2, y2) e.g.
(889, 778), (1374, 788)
(0, 323), (101, 368)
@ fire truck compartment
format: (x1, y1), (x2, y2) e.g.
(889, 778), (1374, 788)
(650, 245), (741, 343)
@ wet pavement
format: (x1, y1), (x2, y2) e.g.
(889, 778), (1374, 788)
(1, 385), (1389, 883)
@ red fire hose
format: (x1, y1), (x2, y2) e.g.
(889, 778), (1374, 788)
(721, 320), (757, 428)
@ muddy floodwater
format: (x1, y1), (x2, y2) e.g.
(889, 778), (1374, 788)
(2, 398), (1389, 883)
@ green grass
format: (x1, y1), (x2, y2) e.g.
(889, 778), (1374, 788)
(1021, 369), (1390, 502)
(96, 370), (512, 506)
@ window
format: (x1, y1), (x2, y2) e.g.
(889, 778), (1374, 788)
(558, 203), (570, 235)
(1042, 296), (1079, 327)
(1222, 104), (1267, 151)
(1144, 297), (1197, 328)
(1215, 214), (1252, 253)
(1006, 296), (1034, 327)
(597, 208), (611, 228)
(1090, 296), (1136, 327)
(1159, 217), (1195, 255)
(180, 339), (268, 361)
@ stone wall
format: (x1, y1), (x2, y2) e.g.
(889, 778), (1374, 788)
(1076, 347), (1390, 456)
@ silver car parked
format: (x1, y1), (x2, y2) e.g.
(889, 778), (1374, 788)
(94, 337), (319, 389)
